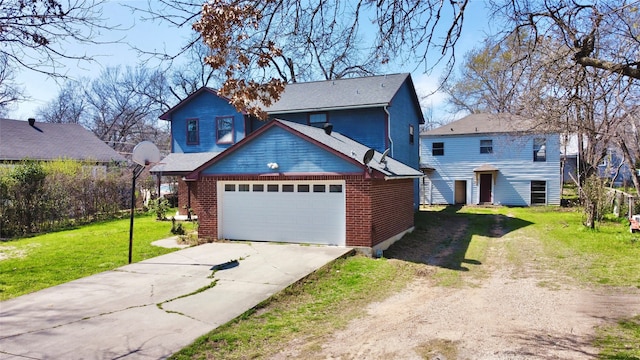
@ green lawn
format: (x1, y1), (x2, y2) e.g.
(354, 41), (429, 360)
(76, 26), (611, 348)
(1, 206), (638, 359)
(0, 213), (176, 300)
(488, 206), (640, 287)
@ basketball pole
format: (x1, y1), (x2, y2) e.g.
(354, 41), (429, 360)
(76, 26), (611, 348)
(129, 163), (146, 264)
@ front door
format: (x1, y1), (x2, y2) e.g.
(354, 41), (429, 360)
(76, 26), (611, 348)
(479, 173), (492, 203)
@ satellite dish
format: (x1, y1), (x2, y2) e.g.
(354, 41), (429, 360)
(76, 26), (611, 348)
(132, 141), (161, 166)
(363, 148), (375, 165)
(379, 148), (390, 164)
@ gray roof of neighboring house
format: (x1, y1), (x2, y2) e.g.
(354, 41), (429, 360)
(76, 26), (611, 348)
(422, 113), (545, 136)
(264, 73), (414, 114)
(150, 152), (220, 175)
(277, 120), (423, 178)
(0, 118), (126, 163)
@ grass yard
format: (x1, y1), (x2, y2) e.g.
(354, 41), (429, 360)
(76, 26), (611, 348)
(489, 206), (640, 288)
(0, 213), (177, 301)
(170, 205), (640, 359)
(1, 205), (638, 359)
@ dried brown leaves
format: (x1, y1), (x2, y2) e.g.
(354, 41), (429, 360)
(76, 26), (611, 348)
(193, 0), (285, 120)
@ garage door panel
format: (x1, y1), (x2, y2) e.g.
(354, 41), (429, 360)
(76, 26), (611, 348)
(219, 181), (345, 246)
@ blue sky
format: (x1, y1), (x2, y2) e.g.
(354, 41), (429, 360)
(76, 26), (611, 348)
(8, 1), (493, 123)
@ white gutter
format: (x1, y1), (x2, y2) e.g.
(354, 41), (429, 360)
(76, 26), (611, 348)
(384, 175), (424, 180)
(384, 105), (393, 157)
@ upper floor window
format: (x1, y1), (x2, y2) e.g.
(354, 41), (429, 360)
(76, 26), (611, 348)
(309, 113), (327, 128)
(409, 125), (415, 144)
(432, 142), (444, 156)
(186, 118), (199, 145)
(480, 139), (493, 154)
(216, 116), (234, 144)
(533, 138), (546, 162)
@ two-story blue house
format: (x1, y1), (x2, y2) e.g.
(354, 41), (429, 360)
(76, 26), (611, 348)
(151, 74), (424, 253)
(420, 113), (561, 206)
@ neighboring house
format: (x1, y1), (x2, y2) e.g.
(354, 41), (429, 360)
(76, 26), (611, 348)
(420, 113), (561, 206)
(561, 134), (637, 186)
(598, 148), (636, 187)
(0, 118), (126, 167)
(152, 73), (424, 215)
(185, 119), (422, 254)
(560, 133), (579, 184)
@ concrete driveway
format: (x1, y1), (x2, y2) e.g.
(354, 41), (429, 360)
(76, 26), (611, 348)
(0, 242), (352, 359)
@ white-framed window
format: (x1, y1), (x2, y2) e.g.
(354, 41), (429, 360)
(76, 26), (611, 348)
(480, 139), (493, 154)
(186, 118), (199, 145)
(216, 116), (234, 144)
(533, 138), (546, 162)
(432, 142), (444, 156)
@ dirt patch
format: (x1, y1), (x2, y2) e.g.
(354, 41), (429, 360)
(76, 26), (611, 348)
(0, 244), (38, 261)
(272, 210), (640, 359)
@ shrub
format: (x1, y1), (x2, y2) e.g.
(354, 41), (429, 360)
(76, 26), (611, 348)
(149, 197), (170, 220)
(170, 217), (185, 235)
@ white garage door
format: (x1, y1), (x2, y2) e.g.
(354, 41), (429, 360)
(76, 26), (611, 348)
(218, 181), (346, 246)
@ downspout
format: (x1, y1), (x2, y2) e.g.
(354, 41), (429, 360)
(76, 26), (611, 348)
(384, 105), (393, 157)
(187, 181), (192, 221)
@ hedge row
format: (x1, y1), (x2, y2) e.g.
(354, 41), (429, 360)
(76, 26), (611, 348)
(0, 160), (131, 238)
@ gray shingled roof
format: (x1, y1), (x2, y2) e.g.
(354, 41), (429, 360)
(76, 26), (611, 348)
(0, 119), (126, 163)
(422, 113), (540, 136)
(265, 73), (411, 113)
(277, 120), (422, 178)
(150, 152), (220, 175)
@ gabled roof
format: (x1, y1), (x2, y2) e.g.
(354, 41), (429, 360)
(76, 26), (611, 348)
(264, 73), (420, 116)
(159, 74), (424, 123)
(422, 113), (547, 136)
(0, 119), (126, 163)
(159, 87), (235, 121)
(149, 152), (220, 175)
(187, 119), (422, 180)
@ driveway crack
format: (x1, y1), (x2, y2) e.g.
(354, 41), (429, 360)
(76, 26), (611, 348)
(0, 303), (155, 341)
(155, 279), (219, 320)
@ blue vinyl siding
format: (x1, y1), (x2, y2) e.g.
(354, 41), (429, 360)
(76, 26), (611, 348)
(388, 81), (423, 208)
(264, 107), (388, 153)
(170, 92), (245, 153)
(387, 81), (421, 168)
(202, 126), (362, 175)
(421, 133), (561, 206)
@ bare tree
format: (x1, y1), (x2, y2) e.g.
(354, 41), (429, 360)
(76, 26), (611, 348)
(37, 80), (87, 124)
(0, 0), (119, 77)
(85, 66), (169, 154)
(443, 34), (544, 115)
(491, 0), (640, 80)
(166, 41), (224, 103)
(0, 54), (24, 116)
(131, 0), (469, 119)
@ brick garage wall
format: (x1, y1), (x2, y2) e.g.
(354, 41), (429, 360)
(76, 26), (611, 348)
(177, 179), (199, 216)
(193, 177), (217, 240)
(345, 177), (372, 247)
(194, 174), (380, 247)
(370, 178), (415, 247)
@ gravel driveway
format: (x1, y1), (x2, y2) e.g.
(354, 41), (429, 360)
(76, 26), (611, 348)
(273, 212), (640, 359)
